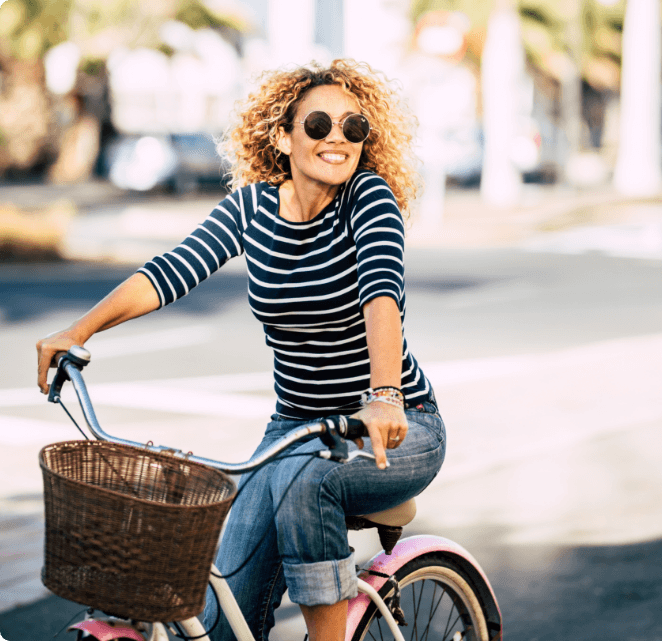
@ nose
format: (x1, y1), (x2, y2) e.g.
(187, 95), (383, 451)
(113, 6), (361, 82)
(325, 121), (346, 142)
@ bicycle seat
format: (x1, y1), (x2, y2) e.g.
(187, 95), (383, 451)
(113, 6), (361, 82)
(345, 499), (416, 554)
(363, 498), (416, 527)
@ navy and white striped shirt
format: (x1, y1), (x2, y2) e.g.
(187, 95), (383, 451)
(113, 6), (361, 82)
(139, 170), (432, 419)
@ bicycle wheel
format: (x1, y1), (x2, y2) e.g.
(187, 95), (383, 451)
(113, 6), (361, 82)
(351, 553), (490, 641)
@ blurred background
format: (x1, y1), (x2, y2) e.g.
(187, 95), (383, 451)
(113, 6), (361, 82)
(1, 1), (662, 639)
(0, 0), (659, 229)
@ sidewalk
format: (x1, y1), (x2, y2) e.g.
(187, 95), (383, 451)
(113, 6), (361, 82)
(3, 178), (662, 262)
(407, 183), (662, 256)
(61, 182), (662, 261)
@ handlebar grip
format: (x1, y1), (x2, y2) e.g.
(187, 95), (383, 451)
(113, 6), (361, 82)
(343, 417), (367, 440)
(53, 351), (69, 367)
(47, 346), (92, 403)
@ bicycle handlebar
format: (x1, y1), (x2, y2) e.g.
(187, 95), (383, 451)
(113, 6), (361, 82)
(48, 347), (369, 474)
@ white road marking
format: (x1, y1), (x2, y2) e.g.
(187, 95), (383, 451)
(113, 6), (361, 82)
(3, 332), (661, 511)
(87, 383), (275, 418)
(0, 416), (73, 446)
(0, 354), (534, 413)
(87, 324), (215, 358)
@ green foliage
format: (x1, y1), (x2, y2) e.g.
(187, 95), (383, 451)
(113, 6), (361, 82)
(176, 0), (220, 30)
(410, 0), (628, 90)
(80, 57), (104, 75)
(0, 0), (73, 59)
(176, 0), (249, 32)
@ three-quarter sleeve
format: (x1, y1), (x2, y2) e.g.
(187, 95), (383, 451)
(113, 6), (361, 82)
(137, 187), (251, 307)
(349, 174), (405, 311)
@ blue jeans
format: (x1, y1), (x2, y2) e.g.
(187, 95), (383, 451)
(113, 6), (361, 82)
(203, 403), (446, 641)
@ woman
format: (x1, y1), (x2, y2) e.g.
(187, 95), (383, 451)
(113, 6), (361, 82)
(36, 59), (445, 641)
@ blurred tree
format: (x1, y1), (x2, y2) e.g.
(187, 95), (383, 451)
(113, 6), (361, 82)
(67, 0), (249, 61)
(411, 0), (624, 94)
(411, 0), (630, 187)
(0, 0), (71, 176)
(0, 0), (250, 179)
(0, 0), (73, 61)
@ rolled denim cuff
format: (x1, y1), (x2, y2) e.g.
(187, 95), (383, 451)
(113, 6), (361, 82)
(283, 552), (358, 605)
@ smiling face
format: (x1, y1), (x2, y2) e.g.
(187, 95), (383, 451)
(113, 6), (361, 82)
(277, 84), (365, 192)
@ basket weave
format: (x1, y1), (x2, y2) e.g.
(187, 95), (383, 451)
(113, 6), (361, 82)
(40, 440), (236, 622)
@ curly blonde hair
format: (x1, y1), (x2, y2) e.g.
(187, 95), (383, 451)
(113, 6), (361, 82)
(219, 59), (422, 219)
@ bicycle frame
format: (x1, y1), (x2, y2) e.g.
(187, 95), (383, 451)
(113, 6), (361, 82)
(50, 349), (502, 641)
(68, 567), (407, 641)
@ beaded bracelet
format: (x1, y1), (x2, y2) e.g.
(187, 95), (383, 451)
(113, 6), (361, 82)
(360, 387), (405, 409)
(373, 386), (404, 401)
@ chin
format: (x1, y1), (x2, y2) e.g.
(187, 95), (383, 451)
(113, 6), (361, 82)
(319, 164), (359, 185)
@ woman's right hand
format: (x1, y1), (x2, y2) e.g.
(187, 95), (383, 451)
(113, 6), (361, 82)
(36, 330), (82, 395)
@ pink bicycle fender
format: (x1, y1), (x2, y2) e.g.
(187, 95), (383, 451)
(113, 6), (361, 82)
(69, 620), (145, 641)
(346, 535), (501, 641)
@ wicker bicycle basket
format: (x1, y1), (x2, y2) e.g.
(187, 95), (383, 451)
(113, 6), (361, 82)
(40, 440), (236, 622)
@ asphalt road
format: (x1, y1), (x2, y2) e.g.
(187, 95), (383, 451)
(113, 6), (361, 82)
(1, 246), (661, 640)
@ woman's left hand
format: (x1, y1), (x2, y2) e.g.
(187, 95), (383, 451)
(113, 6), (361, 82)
(351, 401), (408, 470)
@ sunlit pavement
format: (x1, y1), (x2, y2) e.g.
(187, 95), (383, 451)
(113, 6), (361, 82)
(1, 184), (662, 639)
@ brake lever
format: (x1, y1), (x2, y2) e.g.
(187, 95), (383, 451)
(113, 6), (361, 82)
(317, 417), (384, 465)
(347, 450), (377, 463)
(48, 346), (91, 403)
(48, 365), (69, 403)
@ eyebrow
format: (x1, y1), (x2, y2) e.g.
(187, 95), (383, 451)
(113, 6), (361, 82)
(300, 109), (360, 120)
(327, 110), (359, 120)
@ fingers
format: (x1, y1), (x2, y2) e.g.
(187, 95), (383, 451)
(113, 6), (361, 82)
(369, 428), (389, 470)
(36, 332), (77, 395)
(386, 423), (408, 449)
(36, 339), (52, 395)
(352, 404), (408, 469)
(386, 433), (402, 448)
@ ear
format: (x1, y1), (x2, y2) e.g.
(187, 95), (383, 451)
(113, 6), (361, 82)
(276, 126), (292, 156)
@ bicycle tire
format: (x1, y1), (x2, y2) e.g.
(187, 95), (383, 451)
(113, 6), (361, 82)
(351, 552), (490, 641)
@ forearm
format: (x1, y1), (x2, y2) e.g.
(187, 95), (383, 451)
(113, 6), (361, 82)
(65, 272), (161, 343)
(354, 295), (406, 469)
(37, 272), (161, 393)
(363, 295), (403, 389)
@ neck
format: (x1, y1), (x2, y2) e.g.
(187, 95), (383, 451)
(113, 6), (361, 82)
(278, 176), (340, 223)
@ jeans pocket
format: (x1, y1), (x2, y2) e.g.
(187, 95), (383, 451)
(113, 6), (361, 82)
(407, 408), (446, 446)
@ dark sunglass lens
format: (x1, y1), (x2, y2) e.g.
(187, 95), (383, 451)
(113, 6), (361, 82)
(343, 114), (370, 143)
(303, 111), (332, 140)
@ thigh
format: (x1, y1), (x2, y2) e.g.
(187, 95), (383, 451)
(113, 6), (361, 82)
(272, 408), (446, 521)
(338, 407), (446, 516)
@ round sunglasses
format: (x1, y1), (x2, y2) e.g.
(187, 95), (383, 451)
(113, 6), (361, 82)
(296, 111), (371, 144)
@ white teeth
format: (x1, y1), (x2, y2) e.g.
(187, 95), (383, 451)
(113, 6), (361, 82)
(319, 153), (346, 162)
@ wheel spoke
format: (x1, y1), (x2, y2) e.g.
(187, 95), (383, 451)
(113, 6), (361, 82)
(355, 559), (488, 641)
(421, 581), (438, 641)
(442, 610), (463, 641)
(376, 613), (385, 641)
(409, 580), (422, 641)
(420, 585), (447, 641)
(442, 594), (456, 641)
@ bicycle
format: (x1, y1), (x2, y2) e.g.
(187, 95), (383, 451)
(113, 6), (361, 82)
(41, 347), (503, 641)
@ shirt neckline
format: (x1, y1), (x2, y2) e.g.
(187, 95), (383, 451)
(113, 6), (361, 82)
(270, 182), (344, 227)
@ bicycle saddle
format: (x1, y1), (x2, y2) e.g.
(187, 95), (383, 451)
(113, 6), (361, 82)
(345, 499), (416, 555)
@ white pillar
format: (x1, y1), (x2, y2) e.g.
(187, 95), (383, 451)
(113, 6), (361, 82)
(343, 0), (409, 77)
(268, 0), (316, 66)
(480, 5), (525, 207)
(613, 0), (662, 196)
